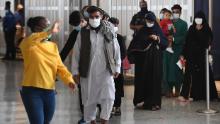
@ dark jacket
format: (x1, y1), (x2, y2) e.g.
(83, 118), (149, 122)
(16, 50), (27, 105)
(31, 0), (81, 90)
(60, 30), (79, 61)
(117, 34), (126, 61)
(3, 10), (16, 32)
(127, 23), (167, 63)
(182, 11), (213, 60)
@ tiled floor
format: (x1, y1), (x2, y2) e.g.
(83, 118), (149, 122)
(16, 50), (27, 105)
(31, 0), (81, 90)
(0, 60), (220, 124)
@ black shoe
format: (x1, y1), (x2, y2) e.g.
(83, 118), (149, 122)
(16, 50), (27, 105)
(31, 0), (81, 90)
(114, 107), (121, 116)
(78, 118), (86, 124)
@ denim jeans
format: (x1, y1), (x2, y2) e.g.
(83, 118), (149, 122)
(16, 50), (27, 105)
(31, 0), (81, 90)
(20, 87), (56, 124)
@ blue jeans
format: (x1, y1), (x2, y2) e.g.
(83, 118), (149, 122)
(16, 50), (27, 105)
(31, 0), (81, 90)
(20, 87), (56, 124)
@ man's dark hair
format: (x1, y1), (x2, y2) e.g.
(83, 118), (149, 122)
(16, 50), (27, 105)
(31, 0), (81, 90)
(171, 4), (182, 12)
(108, 17), (119, 25)
(69, 11), (82, 26)
(87, 6), (103, 15)
(5, 1), (11, 10)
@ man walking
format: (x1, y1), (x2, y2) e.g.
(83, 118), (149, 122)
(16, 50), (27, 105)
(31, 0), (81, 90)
(72, 6), (121, 124)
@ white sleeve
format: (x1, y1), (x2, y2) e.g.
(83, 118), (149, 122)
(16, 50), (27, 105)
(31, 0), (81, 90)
(114, 37), (121, 73)
(71, 33), (81, 75)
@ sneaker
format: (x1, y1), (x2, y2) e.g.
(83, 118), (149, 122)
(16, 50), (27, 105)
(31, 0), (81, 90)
(78, 118), (86, 124)
(166, 47), (174, 53)
(114, 107), (121, 116)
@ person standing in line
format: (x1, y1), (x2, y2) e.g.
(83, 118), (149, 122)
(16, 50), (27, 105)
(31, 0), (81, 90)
(2, 1), (16, 60)
(72, 6), (121, 124)
(128, 12), (167, 110)
(128, 0), (150, 106)
(109, 17), (126, 116)
(178, 11), (218, 101)
(19, 16), (76, 124)
(163, 4), (188, 97)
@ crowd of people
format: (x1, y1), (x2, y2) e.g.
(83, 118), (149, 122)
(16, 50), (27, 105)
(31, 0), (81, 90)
(0, 0), (219, 124)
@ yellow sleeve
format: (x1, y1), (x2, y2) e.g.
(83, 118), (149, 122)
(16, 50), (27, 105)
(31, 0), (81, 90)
(55, 44), (75, 85)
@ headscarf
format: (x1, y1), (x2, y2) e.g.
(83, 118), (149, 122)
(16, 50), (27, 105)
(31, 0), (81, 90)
(145, 11), (156, 22)
(193, 11), (208, 27)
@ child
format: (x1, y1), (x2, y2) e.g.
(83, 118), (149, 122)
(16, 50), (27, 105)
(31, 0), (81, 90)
(108, 17), (126, 116)
(160, 9), (176, 53)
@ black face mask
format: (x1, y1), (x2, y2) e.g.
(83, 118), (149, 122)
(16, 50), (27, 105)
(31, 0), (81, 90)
(141, 7), (148, 12)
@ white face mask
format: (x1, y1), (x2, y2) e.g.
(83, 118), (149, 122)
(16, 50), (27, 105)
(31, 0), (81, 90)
(146, 22), (154, 28)
(173, 13), (180, 19)
(159, 13), (164, 19)
(195, 18), (203, 25)
(89, 18), (101, 28)
(114, 27), (118, 32)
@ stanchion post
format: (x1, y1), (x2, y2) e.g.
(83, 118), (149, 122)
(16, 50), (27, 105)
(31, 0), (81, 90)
(197, 49), (218, 114)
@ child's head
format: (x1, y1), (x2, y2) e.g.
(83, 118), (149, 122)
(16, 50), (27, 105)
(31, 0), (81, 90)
(163, 10), (172, 20)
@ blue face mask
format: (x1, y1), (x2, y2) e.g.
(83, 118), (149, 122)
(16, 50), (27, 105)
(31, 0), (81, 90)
(73, 25), (81, 31)
(83, 11), (89, 18)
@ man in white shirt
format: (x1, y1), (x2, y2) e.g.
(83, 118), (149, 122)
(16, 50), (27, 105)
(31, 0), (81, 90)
(72, 6), (121, 124)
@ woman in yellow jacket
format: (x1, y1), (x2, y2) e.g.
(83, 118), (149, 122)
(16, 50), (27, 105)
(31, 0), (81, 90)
(19, 16), (75, 124)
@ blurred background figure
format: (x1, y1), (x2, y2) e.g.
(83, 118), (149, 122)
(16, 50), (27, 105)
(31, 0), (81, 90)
(130, 0), (149, 36)
(14, 3), (25, 59)
(2, 1), (16, 60)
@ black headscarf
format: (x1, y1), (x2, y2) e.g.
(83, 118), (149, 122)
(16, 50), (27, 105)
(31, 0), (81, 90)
(145, 12), (156, 22)
(183, 11), (213, 57)
(193, 11), (208, 28)
(192, 11), (213, 42)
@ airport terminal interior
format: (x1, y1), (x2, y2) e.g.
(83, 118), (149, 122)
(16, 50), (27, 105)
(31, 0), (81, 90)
(0, 0), (220, 124)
